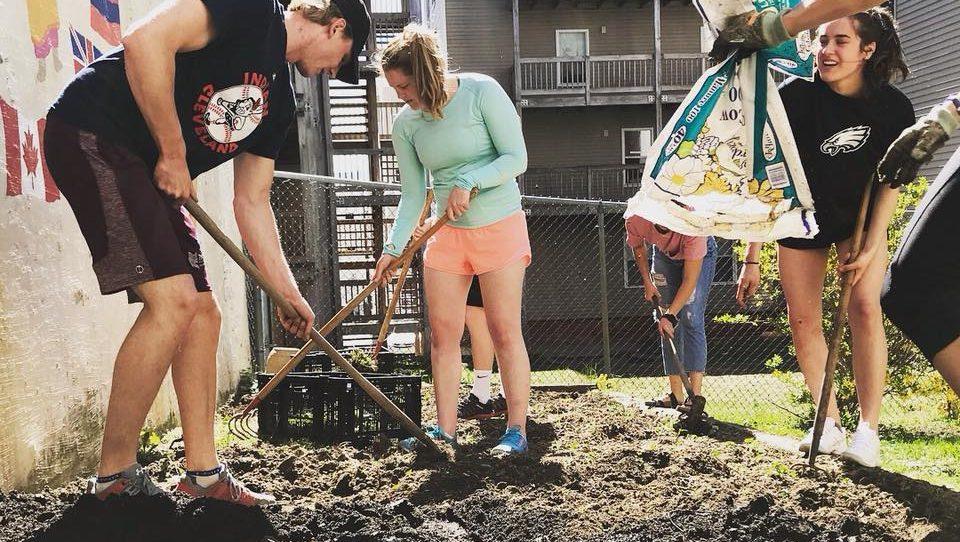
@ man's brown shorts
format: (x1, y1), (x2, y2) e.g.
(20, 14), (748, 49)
(44, 115), (211, 303)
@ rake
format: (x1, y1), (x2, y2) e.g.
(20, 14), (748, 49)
(652, 297), (710, 434)
(807, 175), (875, 467)
(183, 198), (450, 457)
(372, 189), (434, 363)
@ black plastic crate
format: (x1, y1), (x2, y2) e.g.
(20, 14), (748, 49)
(297, 351), (425, 374)
(323, 373), (422, 442)
(256, 372), (422, 444)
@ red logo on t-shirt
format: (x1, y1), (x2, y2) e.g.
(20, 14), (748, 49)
(192, 72), (271, 154)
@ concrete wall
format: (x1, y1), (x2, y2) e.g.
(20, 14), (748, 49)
(0, 0), (251, 491)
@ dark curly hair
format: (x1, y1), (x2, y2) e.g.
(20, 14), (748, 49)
(849, 7), (910, 87)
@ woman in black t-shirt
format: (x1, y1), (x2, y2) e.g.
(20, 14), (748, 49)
(739, 8), (913, 468)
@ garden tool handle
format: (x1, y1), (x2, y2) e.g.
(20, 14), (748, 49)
(649, 297), (696, 401)
(183, 199), (446, 457)
(809, 174), (876, 466)
(240, 188), (478, 415)
(375, 190), (435, 355)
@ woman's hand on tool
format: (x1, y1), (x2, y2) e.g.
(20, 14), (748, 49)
(838, 243), (878, 287)
(155, 154), (195, 202)
(446, 187), (471, 221)
(412, 216), (438, 241)
(276, 292), (315, 340)
(373, 254), (398, 285)
(736, 263), (761, 308)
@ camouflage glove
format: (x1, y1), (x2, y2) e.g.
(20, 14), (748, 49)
(719, 8), (793, 50)
(879, 101), (960, 188)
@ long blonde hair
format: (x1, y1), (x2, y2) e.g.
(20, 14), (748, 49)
(378, 24), (448, 118)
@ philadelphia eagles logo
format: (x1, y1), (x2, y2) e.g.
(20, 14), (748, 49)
(821, 125), (871, 156)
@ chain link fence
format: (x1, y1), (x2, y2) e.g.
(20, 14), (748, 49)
(247, 173), (958, 437)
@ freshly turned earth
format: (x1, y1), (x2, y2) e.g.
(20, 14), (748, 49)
(3, 390), (958, 542)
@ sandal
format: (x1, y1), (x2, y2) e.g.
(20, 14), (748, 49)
(677, 395), (708, 417)
(645, 392), (680, 409)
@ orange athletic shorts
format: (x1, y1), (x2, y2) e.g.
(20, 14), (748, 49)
(423, 210), (532, 275)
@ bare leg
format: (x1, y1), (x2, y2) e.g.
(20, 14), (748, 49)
(478, 259), (530, 434)
(172, 292), (222, 471)
(98, 275), (200, 476)
(778, 245), (840, 421)
(465, 306), (496, 372)
(933, 336), (960, 396)
(838, 235), (889, 430)
(689, 372), (703, 397)
(668, 376), (685, 402)
(424, 268), (472, 436)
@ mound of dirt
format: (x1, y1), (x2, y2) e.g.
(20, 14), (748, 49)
(3, 390), (958, 542)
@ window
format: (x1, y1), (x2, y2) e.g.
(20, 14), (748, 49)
(622, 128), (653, 186)
(556, 29), (588, 87)
(712, 238), (740, 285)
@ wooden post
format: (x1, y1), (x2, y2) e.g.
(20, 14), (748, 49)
(597, 202), (612, 375)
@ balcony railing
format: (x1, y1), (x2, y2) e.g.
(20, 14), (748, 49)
(518, 53), (710, 106)
(520, 165), (644, 201)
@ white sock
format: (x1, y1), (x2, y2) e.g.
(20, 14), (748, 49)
(472, 370), (492, 403)
(187, 464), (224, 488)
(94, 463), (135, 493)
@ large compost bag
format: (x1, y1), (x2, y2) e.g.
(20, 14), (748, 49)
(625, 0), (819, 242)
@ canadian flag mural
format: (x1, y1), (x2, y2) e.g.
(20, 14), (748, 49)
(1, 98), (59, 203)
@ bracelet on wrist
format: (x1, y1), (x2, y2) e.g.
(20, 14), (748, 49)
(660, 313), (679, 326)
(744, 261), (760, 265)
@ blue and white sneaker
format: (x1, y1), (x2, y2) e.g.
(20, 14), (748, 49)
(491, 425), (528, 456)
(399, 425), (457, 452)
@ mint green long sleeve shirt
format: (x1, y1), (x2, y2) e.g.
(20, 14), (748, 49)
(382, 73), (528, 257)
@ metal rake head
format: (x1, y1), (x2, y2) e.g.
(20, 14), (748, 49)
(229, 408), (258, 440)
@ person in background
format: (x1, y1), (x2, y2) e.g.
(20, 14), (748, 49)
(626, 215), (716, 411)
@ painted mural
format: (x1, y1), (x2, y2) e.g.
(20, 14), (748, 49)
(0, 0), (120, 204)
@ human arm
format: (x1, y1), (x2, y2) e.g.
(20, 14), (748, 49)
(719, 0), (884, 50)
(121, 0), (218, 200)
(232, 153), (315, 339)
(736, 242), (762, 308)
(879, 94), (960, 188)
(452, 79), (528, 192)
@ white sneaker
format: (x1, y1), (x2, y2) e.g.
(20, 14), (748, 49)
(798, 417), (847, 455)
(842, 421), (881, 467)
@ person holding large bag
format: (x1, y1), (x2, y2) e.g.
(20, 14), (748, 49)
(738, 8), (914, 468)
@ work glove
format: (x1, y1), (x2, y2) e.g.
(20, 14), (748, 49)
(719, 8), (793, 50)
(879, 100), (960, 188)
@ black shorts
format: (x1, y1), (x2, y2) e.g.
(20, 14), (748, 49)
(44, 116), (211, 303)
(882, 155), (960, 360)
(466, 275), (483, 308)
(778, 222), (854, 249)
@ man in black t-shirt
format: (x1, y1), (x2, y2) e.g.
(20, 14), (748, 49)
(43, 0), (369, 506)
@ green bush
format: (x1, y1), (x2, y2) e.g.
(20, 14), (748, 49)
(745, 177), (958, 427)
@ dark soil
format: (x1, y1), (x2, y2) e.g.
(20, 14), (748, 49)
(3, 391), (958, 542)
